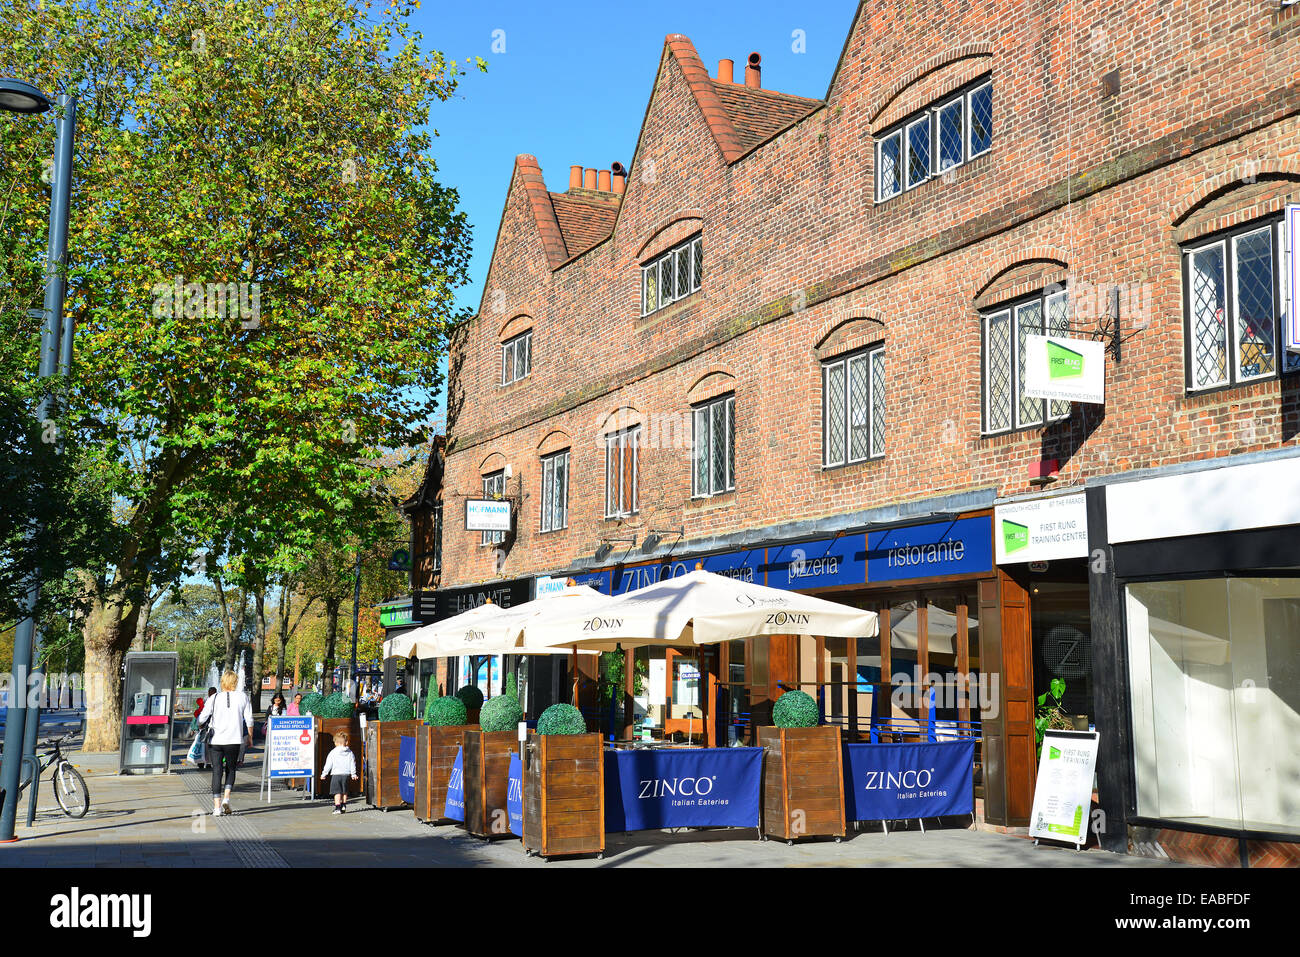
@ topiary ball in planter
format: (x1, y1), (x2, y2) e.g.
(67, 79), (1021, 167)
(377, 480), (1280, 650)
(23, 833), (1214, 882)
(299, 692), (325, 717)
(772, 689), (819, 728)
(320, 692), (355, 719)
(455, 685), (484, 711)
(479, 694), (523, 733)
(426, 696), (467, 728)
(377, 692), (414, 722)
(537, 703), (586, 735)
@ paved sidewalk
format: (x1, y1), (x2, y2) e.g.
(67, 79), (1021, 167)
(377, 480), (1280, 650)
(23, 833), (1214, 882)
(0, 741), (1187, 868)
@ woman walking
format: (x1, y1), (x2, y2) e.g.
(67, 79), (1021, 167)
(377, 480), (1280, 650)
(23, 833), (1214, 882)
(196, 671), (253, 817)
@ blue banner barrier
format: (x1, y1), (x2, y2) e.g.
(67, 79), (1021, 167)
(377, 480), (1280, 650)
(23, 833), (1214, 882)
(398, 736), (417, 805)
(842, 741), (975, 822)
(507, 753), (523, 837)
(604, 747), (763, 832)
(443, 746), (465, 822)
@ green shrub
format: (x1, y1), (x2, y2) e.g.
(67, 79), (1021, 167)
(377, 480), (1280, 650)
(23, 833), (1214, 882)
(454, 685), (484, 711)
(504, 672), (518, 702)
(480, 694), (524, 733)
(426, 696), (468, 728)
(319, 692), (355, 719)
(772, 690), (819, 728)
(537, 703), (586, 735)
(299, 692), (325, 717)
(377, 692), (414, 722)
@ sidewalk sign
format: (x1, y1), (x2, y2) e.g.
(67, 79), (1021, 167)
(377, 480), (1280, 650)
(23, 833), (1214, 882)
(262, 715), (315, 802)
(1028, 729), (1099, 849)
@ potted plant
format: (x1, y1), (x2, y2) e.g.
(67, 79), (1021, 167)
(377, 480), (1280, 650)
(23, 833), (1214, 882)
(455, 684), (484, 726)
(522, 703), (604, 860)
(759, 690), (845, 844)
(364, 692), (420, 811)
(315, 692), (364, 799)
(461, 687), (519, 840)
(415, 696), (477, 824)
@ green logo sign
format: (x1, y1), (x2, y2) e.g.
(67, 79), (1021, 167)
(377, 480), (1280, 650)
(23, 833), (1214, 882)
(1002, 520), (1030, 553)
(1046, 340), (1084, 379)
(1048, 746), (1061, 760)
(380, 604), (413, 628)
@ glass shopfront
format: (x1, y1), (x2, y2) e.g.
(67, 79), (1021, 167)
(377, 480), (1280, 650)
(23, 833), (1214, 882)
(1126, 576), (1300, 836)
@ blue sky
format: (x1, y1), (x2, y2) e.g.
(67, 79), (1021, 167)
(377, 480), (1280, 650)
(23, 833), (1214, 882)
(409, 0), (861, 419)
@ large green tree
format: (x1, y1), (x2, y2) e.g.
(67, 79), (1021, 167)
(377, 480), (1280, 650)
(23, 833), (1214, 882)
(0, 0), (478, 749)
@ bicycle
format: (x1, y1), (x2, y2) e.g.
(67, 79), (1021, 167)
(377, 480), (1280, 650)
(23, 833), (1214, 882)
(14, 733), (90, 818)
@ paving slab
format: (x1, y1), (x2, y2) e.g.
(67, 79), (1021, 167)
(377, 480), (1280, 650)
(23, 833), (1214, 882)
(0, 738), (1188, 868)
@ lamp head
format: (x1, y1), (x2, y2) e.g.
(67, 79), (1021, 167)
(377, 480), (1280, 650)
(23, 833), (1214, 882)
(0, 78), (52, 114)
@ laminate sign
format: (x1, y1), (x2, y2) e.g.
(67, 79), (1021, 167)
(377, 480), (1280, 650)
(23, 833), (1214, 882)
(443, 746), (465, 822)
(603, 747), (763, 832)
(435, 577), (532, 620)
(842, 740), (975, 822)
(507, 753), (524, 837)
(1028, 730), (1100, 847)
(398, 735), (417, 804)
(866, 517), (993, 582)
(265, 716), (314, 778)
(994, 494), (1088, 564)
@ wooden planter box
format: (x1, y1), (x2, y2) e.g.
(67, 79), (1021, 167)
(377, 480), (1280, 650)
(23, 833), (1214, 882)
(523, 733), (604, 860)
(759, 725), (845, 842)
(414, 723), (479, 823)
(316, 717), (365, 799)
(364, 719), (420, 810)
(462, 729), (517, 839)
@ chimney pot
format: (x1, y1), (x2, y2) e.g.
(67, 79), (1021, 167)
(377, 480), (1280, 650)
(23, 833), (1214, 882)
(745, 52), (762, 89)
(598, 169), (611, 192)
(718, 58), (734, 83)
(569, 165), (582, 189)
(583, 168), (597, 190)
(613, 174), (626, 195)
(611, 162), (627, 195)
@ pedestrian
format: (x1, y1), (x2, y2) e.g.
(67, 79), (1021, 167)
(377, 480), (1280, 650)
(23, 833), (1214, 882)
(196, 671), (253, 817)
(320, 729), (358, 814)
(188, 686), (219, 769)
(284, 692), (304, 790)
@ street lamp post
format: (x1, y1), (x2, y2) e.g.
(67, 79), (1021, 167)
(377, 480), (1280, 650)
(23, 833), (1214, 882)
(0, 80), (77, 844)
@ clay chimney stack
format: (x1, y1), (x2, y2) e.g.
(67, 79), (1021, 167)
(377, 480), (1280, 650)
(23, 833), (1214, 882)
(583, 168), (597, 190)
(611, 161), (627, 194)
(718, 59), (734, 83)
(598, 169), (611, 192)
(569, 165), (582, 189)
(745, 52), (762, 89)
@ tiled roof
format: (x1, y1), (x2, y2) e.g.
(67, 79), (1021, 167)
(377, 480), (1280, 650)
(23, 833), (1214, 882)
(712, 81), (822, 155)
(550, 193), (620, 259)
(515, 154), (569, 268)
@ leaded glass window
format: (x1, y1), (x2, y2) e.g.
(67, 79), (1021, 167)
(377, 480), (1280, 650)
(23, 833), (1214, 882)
(823, 345), (885, 467)
(876, 76), (993, 203)
(642, 235), (703, 317)
(692, 395), (735, 497)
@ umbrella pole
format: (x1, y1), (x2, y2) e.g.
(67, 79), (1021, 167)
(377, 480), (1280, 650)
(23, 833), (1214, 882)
(570, 645), (579, 707)
(623, 645), (635, 742)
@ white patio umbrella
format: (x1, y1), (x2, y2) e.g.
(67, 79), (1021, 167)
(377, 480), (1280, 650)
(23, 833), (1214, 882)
(423, 585), (608, 658)
(519, 568), (879, 652)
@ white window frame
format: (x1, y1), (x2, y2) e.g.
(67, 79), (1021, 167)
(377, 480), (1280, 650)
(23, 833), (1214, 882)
(981, 289), (1072, 436)
(822, 345), (885, 468)
(431, 502), (442, 572)
(1183, 218), (1291, 393)
(876, 76), (993, 204)
(604, 427), (640, 519)
(641, 235), (703, 317)
(480, 470), (506, 545)
(876, 130), (903, 202)
(691, 394), (736, 499)
(539, 450), (569, 534)
(500, 330), (532, 386)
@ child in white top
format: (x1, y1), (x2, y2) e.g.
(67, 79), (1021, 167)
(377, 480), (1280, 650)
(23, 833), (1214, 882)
(321, 730), (359, 814)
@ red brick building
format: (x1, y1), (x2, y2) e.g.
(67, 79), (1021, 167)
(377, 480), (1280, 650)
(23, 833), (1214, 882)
(399, 1), (1300, 865)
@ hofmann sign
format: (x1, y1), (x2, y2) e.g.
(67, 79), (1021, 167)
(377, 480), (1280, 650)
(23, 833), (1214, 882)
(465, 498), (512, 532)
(1024, 334), (1105, 404)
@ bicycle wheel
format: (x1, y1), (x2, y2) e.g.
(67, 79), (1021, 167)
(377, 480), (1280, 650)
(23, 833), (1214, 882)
(53, 761), (89, 818)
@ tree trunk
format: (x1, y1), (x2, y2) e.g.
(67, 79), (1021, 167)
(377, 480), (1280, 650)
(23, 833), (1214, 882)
(81, 597), (141, 753)
(274, 588), (290, 696)
(323, 597), (340, 694)
(251, 587), (267, 711)
(214, 574), (235, 672)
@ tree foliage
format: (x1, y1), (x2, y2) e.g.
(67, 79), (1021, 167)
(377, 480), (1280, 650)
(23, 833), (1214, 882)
(0, 0), (481, 748)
